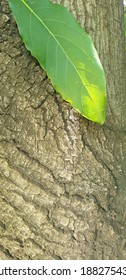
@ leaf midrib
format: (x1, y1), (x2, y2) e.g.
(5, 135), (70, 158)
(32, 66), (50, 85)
(21, 0), (100, 119)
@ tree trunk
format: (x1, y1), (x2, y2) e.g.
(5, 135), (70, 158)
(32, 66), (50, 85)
(0, 0), (126, 259)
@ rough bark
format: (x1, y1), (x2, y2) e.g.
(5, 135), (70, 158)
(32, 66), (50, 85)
(0, 0), (126, 259)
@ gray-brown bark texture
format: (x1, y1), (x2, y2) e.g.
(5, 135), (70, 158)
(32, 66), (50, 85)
(0, 0), (126, 260)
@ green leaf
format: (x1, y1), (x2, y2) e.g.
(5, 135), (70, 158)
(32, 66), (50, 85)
(8, 0), (106, 124)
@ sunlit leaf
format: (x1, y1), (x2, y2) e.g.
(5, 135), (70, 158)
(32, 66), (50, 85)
(8, 0), (106, 124)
